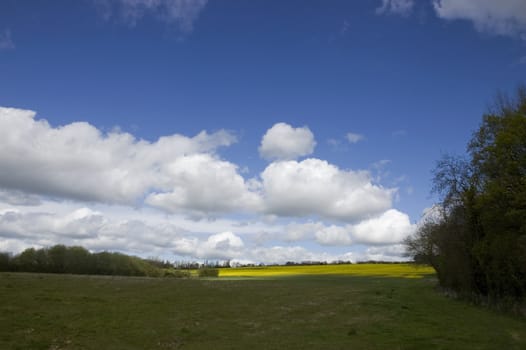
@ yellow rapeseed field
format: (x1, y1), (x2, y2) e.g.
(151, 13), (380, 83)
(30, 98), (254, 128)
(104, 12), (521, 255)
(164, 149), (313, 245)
(219, 263), (435, 278)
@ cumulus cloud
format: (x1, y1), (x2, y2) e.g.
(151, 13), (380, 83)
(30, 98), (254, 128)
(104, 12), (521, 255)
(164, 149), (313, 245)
(376, 0), (414, 16)
(432, 0), (526, 37)
(0, 29), (14, 50)
(95, 0), (208, 31)
(346, 132), (365, 144)
(0, 106), (419, 260)
(196, 231), (244, 260)
(349, 209), (415, 244)
(285, 221), (352, 246)
(0, 107), (253, 216)
(259, 123), (316, 161)
(285, 222), (324, 242)
(284, 213), (411, 247)
(145, 154), (263, 216)
(0, 199), (414, 262)
(0, 205), (186, 254)
(261, 158), (394, 221)
(315, 225), (352, 246)
(0, 203), (244, 261)
(171, 232), (246, 260)
(0, 207), (105, 241)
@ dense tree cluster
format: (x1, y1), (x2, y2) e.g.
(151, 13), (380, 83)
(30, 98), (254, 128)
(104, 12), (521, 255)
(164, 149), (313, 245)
(405, 88), (526, 306)
(0, 245), (164, 277)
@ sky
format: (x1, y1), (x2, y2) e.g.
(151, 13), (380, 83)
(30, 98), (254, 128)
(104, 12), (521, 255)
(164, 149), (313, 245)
(1, 0), (525, 264)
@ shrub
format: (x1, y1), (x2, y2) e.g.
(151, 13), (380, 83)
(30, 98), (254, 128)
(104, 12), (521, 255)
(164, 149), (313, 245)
(163, 269), (191, 278)
(198, 268), (219, 278)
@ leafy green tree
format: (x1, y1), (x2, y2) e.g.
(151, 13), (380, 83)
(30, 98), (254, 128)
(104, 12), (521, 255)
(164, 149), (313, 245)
(0, 252), (11, 271)
(65, 246), (92, 274)
(48, 245), (67, 273)
(406, 87), (526, 304)
(15, 248), (39, 272)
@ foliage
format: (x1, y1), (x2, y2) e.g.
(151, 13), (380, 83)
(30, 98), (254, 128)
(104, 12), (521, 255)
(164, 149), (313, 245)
(198, 268), (219, 277)
(0, 252), (10, 271)
(2, 245), (173, 277)
(405, 86), (526, 305)
(163, 269), (191, 278)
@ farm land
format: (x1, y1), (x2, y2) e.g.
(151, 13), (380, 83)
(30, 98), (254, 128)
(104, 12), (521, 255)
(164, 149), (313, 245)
(1, 264), (525, 349)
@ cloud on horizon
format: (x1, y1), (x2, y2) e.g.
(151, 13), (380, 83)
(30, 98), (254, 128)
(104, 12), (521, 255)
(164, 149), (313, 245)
(0, 202), (412, 264)
(0, 106), (413, 262)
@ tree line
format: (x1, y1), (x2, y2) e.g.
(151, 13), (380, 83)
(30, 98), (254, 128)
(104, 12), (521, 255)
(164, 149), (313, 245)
(0, 245), (167, 277)
(405, 87), (526, 308)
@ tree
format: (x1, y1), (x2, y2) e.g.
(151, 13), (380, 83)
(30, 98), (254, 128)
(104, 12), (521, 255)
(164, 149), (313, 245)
(48, 245), (67, 273)
(64, 246), (92, 274)
(0, 252), (10, 271)
(15, 248), (39, 272)
(405, 86), (526, 303)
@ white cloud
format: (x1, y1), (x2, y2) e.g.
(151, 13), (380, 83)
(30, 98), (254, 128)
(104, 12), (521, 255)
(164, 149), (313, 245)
(0, 107), (402, 223)
(285, 213), (411, 247)
(145, 154), (263, 217)
(349, 209), (415, 244)
(315, 225), (352, 246)
(0, 106), (419, 261)
(196, 231), (244, 260)
(0, 200), (245, 260)
(261, 158), (394, 221)
(95, 0), (208, 31)
(0, 190), (41, 206)
(0, 29), (14, 50)
(433, 0), (526, 37)
(0, 208), (104, 241)
(376, 0), (414, 16)
(285, 221), (324, 242)
(171, 232), (246, 260)
(346, 132), (365, 144)
(0, 198), (414, 262)
(0, 205), (186, 255)
(259, 123), (316, 161)
(0, 107), (252, 215)
(285, 221), (353, 246)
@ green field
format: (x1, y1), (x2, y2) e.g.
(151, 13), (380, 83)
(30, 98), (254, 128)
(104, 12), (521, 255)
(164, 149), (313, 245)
(1, 265), (525, 349)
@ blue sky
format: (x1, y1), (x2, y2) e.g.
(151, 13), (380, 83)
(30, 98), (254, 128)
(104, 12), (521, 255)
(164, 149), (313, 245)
(1, 0), (525, 263)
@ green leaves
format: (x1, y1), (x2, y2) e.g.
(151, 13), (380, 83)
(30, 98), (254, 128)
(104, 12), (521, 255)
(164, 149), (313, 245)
(406, 86), (526, 306)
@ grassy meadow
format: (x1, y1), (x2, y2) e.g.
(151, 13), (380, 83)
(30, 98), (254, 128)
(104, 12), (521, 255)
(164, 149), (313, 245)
(1, 264), (525, 349)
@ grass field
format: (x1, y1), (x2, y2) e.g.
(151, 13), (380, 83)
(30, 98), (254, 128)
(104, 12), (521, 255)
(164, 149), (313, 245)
(1, 265), (525, 349)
